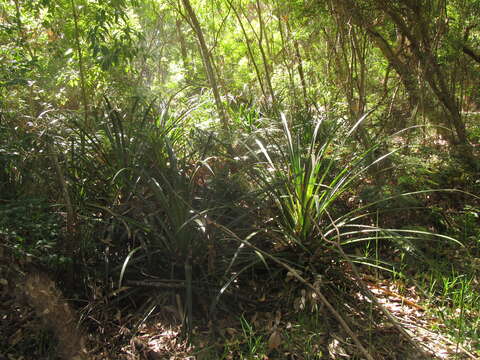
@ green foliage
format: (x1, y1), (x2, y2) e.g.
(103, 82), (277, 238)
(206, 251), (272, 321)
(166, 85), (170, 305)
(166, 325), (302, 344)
(255, 112), (382, 248)
(422, 269), (480, 352)
(68, 97), (183, 203)
(235, 316), (268, 359)
(0, 199), (68, 267)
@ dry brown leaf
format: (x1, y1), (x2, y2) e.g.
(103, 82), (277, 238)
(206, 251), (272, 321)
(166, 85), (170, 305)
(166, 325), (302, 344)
(274, 310), (281, 326)
(9, 329), (23, 346)
(268, 330), (282, 351)
(225, 327), (237, 336)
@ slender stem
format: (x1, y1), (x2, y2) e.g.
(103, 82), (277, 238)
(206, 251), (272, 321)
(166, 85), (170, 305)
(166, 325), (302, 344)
(47, 140), (77, 256)
(70, 0), (89, 128)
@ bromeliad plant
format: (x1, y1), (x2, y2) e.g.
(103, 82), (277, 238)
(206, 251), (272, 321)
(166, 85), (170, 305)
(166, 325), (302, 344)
(255, 112), (384, 248)
(253, 111), (468, 279)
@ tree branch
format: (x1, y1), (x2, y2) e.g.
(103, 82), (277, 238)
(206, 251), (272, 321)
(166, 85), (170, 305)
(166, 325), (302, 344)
(462, 45), (480, 64)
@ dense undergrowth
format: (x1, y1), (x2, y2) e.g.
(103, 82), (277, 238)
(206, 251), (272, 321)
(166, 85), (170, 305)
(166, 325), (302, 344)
(1, 96), (479, 359)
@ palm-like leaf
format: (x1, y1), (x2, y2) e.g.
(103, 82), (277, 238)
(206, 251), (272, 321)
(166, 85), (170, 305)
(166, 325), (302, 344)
(256, 113), (378, 246)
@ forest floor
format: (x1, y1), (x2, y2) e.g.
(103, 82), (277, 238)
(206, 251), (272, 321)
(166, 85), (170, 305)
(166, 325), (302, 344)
(0, 252), (477, 360)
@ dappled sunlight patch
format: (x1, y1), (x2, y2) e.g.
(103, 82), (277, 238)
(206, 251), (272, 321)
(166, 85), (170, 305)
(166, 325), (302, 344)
(120, 323), (192, 360)
(353, 278), (477, 359)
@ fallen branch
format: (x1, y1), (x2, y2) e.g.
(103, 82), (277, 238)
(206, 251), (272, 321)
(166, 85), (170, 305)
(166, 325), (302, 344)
(125, 280), (186, 289)
(361, 276), (426, 311)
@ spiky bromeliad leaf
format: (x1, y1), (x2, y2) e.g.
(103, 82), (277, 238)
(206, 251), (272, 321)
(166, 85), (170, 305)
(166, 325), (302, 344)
(256, 112), (379, 246)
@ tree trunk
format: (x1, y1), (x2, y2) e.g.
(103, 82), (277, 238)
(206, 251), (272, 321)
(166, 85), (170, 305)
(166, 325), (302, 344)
(254, 0), (276, 107)
(335, 0), (473, 153)
(181, 0), (229, 133)
(70, 0), (90, 128)
(226, 0), (267, 100)
(175, 17), (192, 80)
(285, 18), (308, 109)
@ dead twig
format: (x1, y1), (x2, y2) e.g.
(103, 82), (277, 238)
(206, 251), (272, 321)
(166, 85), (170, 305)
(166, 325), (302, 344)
(126, 280), (186, 289)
